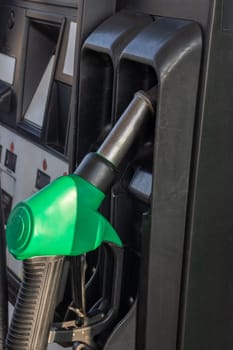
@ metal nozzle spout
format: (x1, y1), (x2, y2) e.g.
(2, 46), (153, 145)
(97, 87), (157, 168)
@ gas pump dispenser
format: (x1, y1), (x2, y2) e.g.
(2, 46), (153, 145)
(2, 3), (202, 347)
(2, 0), (233, 350)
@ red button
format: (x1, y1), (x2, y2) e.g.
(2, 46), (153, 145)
(42, 159), (48, 171)
(10, 142), (14, 152)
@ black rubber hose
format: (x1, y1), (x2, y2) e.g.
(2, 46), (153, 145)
(0, 184), (8, 349)
(6, 256), (64, 350)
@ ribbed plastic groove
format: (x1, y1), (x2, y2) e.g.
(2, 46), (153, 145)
(6, 256), (64, 350)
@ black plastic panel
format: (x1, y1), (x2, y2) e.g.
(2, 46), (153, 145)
(129, 169), (152, 204)
(118, 0), (211, 28)
(116, 60), (156, 119)
(222, 0), (233, 30)
(180, 2), (233, 350)
(104, 302), (137, 350)
(46, 81), (72, 153)
(114, 18), (202, 350)
(76, 11), (151, 161)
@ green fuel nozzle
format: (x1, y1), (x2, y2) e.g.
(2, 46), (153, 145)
(6, 88), (156, 260)
(6, 175), (121, 260)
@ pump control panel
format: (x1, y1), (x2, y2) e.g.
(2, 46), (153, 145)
(0, 1), (76, 349)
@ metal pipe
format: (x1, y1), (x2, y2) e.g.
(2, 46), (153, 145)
(97, 91), (155, 168)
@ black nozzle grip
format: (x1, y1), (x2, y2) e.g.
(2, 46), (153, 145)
(6, 256), (64, 350)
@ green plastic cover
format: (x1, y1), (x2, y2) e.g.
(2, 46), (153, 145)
(6, 175), (122, 260)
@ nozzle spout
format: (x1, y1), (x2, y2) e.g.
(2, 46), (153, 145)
(97, 88), (157, 167)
